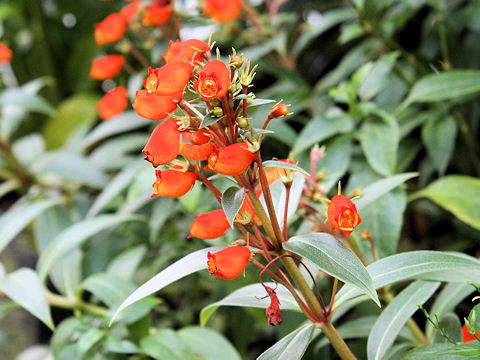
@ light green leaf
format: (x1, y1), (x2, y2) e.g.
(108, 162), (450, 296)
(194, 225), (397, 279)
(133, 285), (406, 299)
(403, 343), (480, 359)
(257, 323), (316, 360)
(110, 246), (225, 326)
(405, 70), (480, 105)
(106, 245), (146, 281)
(82, 273), (135, 308)
(409, 176), (480, 230)
(335, 251), (480, 309)
(11, 134), (45, 167)
(0, 180), (19, 200)
(433, 313), (462, 344)
(359, 52), (400, 100)
(355, 172), (418, 210)
(422, 115), (457, 175)
(0, 268), (54, 329)
(367, 280), (440, 360)
(200, 114), (223, 128)
(262, 160), (310, 176)
(284, 233), (380, 306)
(76, 328), (104, 357)
(249, 98), (276, 107)
(37, 214), (141, 282)
(291, 114), (354, 156)
(0, 197), (62, 253)
(200, 282), (300, 326)
(140, 329), (197, 360)
(178, 326), (241, 360)
(316, 135), (352, 192)
(0, 87), (54, 114)
(468, 304), (480, 334)
(222, 187), (245, 228)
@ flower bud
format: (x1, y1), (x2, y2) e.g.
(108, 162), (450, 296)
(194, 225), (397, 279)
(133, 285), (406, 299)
(229, 55), (243, 68)
(236, 116), (249, 128)
(207, 246), (251, 280)
(151, 166), (197, 198)
(269, 104), (289, 118)
(327, 195), (362, 236)
(189, 209), (230, 239)
(212, 107), (224, 117)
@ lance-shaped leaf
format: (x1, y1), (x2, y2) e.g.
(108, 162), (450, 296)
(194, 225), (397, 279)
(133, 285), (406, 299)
(110, 246), (225, 326)
(262, 160), (310, 177)
(221, 187), (245, 228)
(367, 280), (440, 360)
(257, 323), (317, 360)
(200, 114), (223, 128)
(335, 251), (480, 309)
(200, 282), (301, 326)
(404, 343), (480, 359)
(284, 233), (380, 306)
(0, 268), (54, 329)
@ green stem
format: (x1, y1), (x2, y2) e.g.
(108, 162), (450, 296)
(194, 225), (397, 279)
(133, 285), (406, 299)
(46, 290), (109, 317)
(319, 322), (357, 360)
(437, 10), (451, 70)
(452, 109), (480, 176)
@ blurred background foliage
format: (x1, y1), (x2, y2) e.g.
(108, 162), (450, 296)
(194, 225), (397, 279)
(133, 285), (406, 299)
(1, 0), (480, 359)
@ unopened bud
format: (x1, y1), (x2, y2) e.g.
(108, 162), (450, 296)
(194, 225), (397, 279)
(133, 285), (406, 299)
(228, 83), (237, 93)
(212, 107), (223, 117)
(360, 230), (372, 241)
(236, 116), (249, 128)
(230, 55), (243, 68)
(269, 104), (289, 118)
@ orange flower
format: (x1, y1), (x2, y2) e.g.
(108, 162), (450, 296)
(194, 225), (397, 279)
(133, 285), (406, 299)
(133, 90), (182, 121)
(142, 3), (172, 26)
(193, 60), (230, 101)
(151, 165), (197, 198)
(142, 118), (181, 166)
(179, 131), (214, 161)
(265, 286), (282, 326)
(462, 324), (480, 343)
(90, 55), (125, 80)
(204, 0), (242, 23)
(121, 1), (141, 22)
(205, 143), (255, 175)
(94, 13), (127, 45)
(327, 195), (362, 236)
(162, 39), (210, 65)
(207, 246), (250, 280)
(0, 43), (12, 64)
(269, 103), (289, 118)
(189, 209), (230, 239)
(97, 86), (128, 120)
(143, 62), (193, 95)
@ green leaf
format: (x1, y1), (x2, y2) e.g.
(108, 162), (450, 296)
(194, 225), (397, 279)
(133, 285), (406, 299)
(0, 197), (62, 253)
(0, 268), (54, 329)
(284, 233), (380, 306)
(80, 111), (150, 150)
(291, 114), (354, 156)
(87, 161), (146, 217)
(200, 283), (300, 326)
(11, 134), (45, 167)
(200, 114), (223, 128)
(0, 87), (54, 114)
(433, 313), (462, 344)
(469, 304), (480, 334)
(110, 246), (225, 326)
(262, 160), (310, 177)
(178, 326), (241, 360)
(316, 135), (352, 193)
(256, 323), (316, 360)
(335, 251), (480, 309)
(359, 52), (400, 100)
(422, 115), (457, 175)
(104, 338), (139, 354)
(409, 176), (480, 231)
(51, 317), (89, 356)
(43, 94), (98, 150)
(140, 329), (197, 360)
(405, 70), (480, 105)
(367, 280), (440, 360)
(403, 343), (480, 359)
(221, 187), (245, 228)
(359, 108), (399, 176)
(37, 214), (141, 281)
(32, 151), (108, 189)
(82, 273), (136, 308)
(355, 172), (418, 210)
(106, 245), (146, 281)
(0, 180), (19, 200)
(426, 282), (474, 339)
(76, 328), (104, 358)
(249, 98), (276, 107)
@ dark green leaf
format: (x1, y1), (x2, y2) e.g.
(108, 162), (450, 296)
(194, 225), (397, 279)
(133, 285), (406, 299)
(200, 113), (223, 128)
(82, 273), (136, 308)
(222, 186), (245, 228)
(433, 313), (462, 344)
(422, 115), (457, 175)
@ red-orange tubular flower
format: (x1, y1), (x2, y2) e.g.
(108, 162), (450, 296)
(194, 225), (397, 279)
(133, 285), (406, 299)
(193, 60), (230, 101)
(265, 286), (282, 326)
(205, 143), (255, 175)
(121, 1), (141, 22)
(189, 209), (230, 239)
(162, 39), (210, 65)
(152, 165), (197, 198)
(142, 3), (172, 26)
(94, 13), (127, 45)
(462, 324), (480, 343)
(143, 62), (193, 95)
(204, 0), (242, 23)
(133, 90), (182, 121)
(90, 55), (125, 80)
(327, 195), (362, 236)
(207, 246), (250, 280)
(142, 118), (181, 166)
(179, 131), (214, 161)
(97, 86), (128, 120)
(0, 43), (12, 64)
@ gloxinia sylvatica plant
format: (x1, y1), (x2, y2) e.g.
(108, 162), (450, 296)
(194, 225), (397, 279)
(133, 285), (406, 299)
(107, 38), (377, 360)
